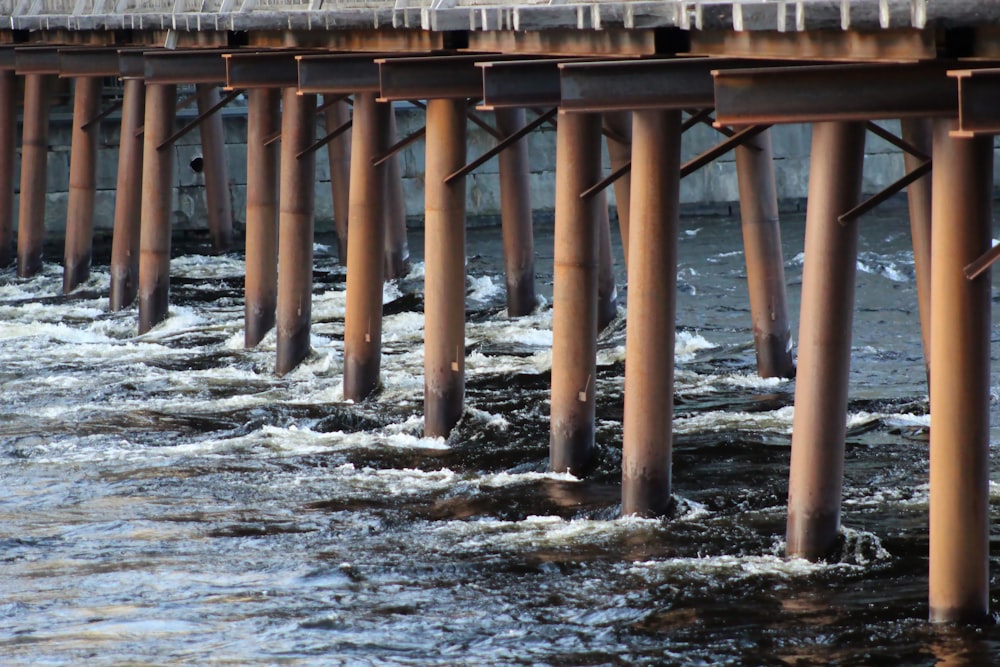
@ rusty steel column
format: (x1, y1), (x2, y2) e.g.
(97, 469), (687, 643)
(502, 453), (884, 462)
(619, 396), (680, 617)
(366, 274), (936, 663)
(244, 88), (280, 348)
(324, 95), (351, 265)
(344, 92), (390, 401)
(734, 128), (795, 379)
(0, 70), (15, 268)
(423, 98), (467, 438)
(550, 111), (602, 474)
(597, 189), (618, 331)
(62, 77), (103, 293)
(275, 89), (317, 375)
(384, 107), (410, 280)
(17, 74), (53, 278)
(785, 121), (866, 559)
(603, 111), (632, 266)
(928, 119), (992, 624)
(495, 107), (536, 316)
(137, 83), (177, 334)
(621, 109), (681, 517)
(197, 84), (233, 252)
(901, 118), (933, 378)
(109, 78), (146, 310)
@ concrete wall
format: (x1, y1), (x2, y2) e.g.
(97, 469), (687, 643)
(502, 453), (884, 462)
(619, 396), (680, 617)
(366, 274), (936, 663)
(10, 99), (932, 235)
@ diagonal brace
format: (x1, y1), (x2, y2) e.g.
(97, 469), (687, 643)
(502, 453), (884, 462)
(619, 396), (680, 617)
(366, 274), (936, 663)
(838, 160), (932, 226)
(297, 118), (352, 160)
(156, 88), (244, 151)
(865, 121), (930, 161)
(82, 98), (124, 131)
(445, 108), (557, 184)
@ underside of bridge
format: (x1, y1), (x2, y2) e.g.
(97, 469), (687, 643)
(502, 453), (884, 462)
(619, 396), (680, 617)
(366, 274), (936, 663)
(3, 0), (1000, 624)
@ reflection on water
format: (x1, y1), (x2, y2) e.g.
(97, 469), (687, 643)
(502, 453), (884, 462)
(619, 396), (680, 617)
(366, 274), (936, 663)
(1, 212), (999, 665)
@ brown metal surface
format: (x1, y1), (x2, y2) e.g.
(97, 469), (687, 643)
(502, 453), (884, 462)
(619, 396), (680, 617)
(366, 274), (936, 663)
(384, 108), (410, 280)
(689, 28), (936, 62)
(344, 92), (391, 403)
(224, 50), (313, 90)
(0, 47), (14, 72)
(15, 47), (60, 74)
(244, 88), (280, 348)
(785, 121), (866, 559)
(423, 98), (467, 438)
(0, 70), (14, 268)
(144, 49), (231, 84)
(378, 54), (516, 102)
(550, 110), (602, 474)
(901, 119), (933, 379)
(109, 78), (146, 311)
(297, 53), (394, 94)
(62, 77), (103, 294)
(596, 191), (618, 332)
(468, 28), (657, 57)
(446, 108), (555, 184)
(714, 63), (959, 125)
(158, 88), (243, 150)
(951, 68), (1000, 136)
(275, 89), (317, 376)
(324, 96), (352, 265)
(17, 74), (54, 278)
(928, 119), (992, 624)
(58, 47), (121, 77)
(119, 49), (148, 80)
(197, 85), (234, 252)
(559, 58), (749, 113)
(734, 129), (795, 379)
(496, 107), (536, 317)
(137, 83), (177, 334)
(603, 111), (632, 268)
(621, 109), (682, 517)
(479, 58), (581, 110)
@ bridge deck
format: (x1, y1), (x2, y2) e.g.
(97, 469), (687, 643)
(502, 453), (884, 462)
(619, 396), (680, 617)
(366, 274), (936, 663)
(0, 1), (993, 35)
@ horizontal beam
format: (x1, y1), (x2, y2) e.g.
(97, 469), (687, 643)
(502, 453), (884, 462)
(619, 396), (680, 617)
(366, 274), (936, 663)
(558, 57), (762, 113)
(58, 47), (122, 78)
(951, 68), (1000, 137)
(377, 54), (518, 101)
(713, 63), (959, 125)
(119, 49), (149, 79)
(223, 50), (315, 89)
(0, 47), (15, 72)
(144, 49), (232, 84)
(297, 52), (400, 94)
(15, 47), (60, 75)
(479, 58), (595, 110)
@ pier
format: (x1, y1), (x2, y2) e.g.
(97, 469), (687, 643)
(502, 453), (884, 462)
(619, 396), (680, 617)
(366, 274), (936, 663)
(1, 0), (998, 626)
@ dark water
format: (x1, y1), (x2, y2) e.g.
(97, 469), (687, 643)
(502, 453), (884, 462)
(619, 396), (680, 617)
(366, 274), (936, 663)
(2, 210), (1000, 666)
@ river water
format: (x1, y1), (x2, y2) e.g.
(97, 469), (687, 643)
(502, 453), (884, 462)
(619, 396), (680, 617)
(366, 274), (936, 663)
(1, 210), (999, 665)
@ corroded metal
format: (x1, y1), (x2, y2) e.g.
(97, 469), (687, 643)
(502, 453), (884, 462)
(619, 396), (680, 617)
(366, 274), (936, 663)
(275, 89), (317, 376)
(621, 109), (681, 517)
(550, 110), (602, 474)
(901, 118), (933, 378)
(17, 74), (54, 279)
(495, 107), (536, 317)
(423, 98), (467, 438)
(0, 70), (14, 268)
(138, 83), (177, 334)
(344, 92), (391, 402)
(928, 118), (992, 624)
(63, 77), (103, 293)
(196, 84), (234, 252)
(785, 121), (866, 560)
(244, 88), (280, 348)
(110, 78), (146, 311)
(324, 96), (352, 265)
(734, 129), (794, 379)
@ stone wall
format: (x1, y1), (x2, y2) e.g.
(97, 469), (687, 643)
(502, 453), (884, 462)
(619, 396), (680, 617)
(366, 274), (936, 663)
(10, 98), (937, 235)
